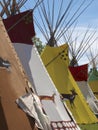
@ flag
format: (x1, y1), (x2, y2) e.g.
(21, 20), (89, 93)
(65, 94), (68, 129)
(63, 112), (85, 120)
(3, 10), (35, 45)
(69, 64), (88, 81)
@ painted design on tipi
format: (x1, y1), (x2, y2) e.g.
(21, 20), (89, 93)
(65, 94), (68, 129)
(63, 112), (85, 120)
(41, 44), (98, 124)
(69, 64), (98, 116)
(3, 11), (80, 130)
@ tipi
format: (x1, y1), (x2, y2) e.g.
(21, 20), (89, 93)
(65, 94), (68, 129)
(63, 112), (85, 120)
(0, 16), (42, 130)
(87, 46), (98, 99)
(33, 1), (98, 129)
(1, 0), (98, 130)
(69, 64), (98, 116)
(32, 0), (98, 126)
(63, 26), (98, 116)
(41, 43), (98, 124)
(3, 9), (81, 130)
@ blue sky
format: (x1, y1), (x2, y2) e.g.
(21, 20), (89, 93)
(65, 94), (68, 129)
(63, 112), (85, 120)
(23, 0), (98, 27)
(76, 0), (98, 27)
(23, 0), (98, 37)
(23, 0), (98, 66)
(0, 0), (97, 34)
(0, 0), (98, 66)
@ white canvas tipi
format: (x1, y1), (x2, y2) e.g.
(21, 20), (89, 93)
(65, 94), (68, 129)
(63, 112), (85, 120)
(3, 10), (81, 130)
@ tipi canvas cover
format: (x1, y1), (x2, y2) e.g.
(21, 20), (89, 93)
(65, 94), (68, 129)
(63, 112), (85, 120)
(3, 11), (80, 130)
(69, 64), (98, 116)
(41, 44), (98, 124)
(0, 17), (39, 130)
(88, 68), (98, 99)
